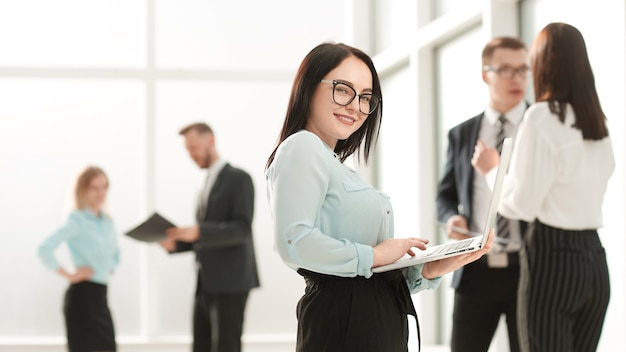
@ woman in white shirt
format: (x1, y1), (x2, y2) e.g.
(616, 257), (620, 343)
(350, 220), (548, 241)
(473, 23), (613, 352)
(266, 42), (493, 352)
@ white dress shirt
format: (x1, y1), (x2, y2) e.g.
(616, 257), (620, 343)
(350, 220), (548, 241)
(494, 102), (615, 230)
(197, 158), (227, 216)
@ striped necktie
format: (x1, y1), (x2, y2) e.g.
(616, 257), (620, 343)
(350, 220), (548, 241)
(496, 115), (507, 153)
(495, 115), (511, 248)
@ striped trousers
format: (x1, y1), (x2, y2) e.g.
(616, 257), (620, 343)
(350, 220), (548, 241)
(517, 221), (610, 352)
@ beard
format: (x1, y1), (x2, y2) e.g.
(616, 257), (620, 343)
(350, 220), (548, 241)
(202, 152), (212, 169)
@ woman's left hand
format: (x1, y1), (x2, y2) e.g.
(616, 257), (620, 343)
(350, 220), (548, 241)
(421, 228), (494, 279)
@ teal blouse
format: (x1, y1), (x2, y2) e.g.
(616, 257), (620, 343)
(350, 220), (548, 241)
(38, 209), (120, 285)
(266, 130), (440, 293)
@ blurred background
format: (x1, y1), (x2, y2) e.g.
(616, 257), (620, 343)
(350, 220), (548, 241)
(0, 0), (623, 351)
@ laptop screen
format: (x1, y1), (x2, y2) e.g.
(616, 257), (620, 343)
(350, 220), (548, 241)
(479, 137), (513, 247)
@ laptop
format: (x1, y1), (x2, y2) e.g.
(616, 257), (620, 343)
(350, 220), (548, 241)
(372, 137), (513, 273)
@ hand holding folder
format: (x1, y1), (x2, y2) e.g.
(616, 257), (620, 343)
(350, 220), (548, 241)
(125, 212), (177, 243)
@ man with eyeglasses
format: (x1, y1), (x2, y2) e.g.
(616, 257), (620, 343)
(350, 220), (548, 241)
(436, 36), (529, 352)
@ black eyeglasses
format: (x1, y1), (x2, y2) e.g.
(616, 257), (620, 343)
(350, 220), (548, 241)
(483, 65), (530, 79)
(320, 79), (380, 115)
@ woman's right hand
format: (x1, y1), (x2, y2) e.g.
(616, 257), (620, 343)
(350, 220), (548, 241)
(372, 237), (429, 267)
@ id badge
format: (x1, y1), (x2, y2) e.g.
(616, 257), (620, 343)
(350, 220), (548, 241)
(487, 252), (508, 268)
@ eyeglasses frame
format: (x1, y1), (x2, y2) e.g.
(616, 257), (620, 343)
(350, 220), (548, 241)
(483, 65), (530, 79)
(320, 79), (380, 114)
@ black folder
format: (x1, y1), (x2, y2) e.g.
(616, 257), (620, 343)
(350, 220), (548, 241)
(125, 212), (176, 243)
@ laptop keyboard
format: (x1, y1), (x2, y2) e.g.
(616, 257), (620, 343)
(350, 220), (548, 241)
(427, 238), (475, 256)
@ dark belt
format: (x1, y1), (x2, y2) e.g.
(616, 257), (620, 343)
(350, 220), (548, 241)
(297, 268), (421, 351)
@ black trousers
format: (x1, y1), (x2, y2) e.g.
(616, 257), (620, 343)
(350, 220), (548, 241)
(63, 281), (116, 352)
(295, 269), (419, 352)
(517, 221), (610, 352)
(451, 253), (520, 352)
(193, 280), (249, 352)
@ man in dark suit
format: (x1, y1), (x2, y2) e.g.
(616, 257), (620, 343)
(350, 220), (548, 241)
(161, 122), (260, 352)
(436, 37), (528, 352)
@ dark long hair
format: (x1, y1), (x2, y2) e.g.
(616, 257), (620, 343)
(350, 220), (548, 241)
(266, 42), (383, 168)
(531, 22), (608, 140)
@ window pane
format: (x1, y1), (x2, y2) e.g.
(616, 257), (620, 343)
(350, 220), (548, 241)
(435, 0), (482, 19)
(374, 0), (417, 53)
(434, 25), (485, 343)
(0, 1), (145, 67)
(155, 0), (346, 70)
(0, 79), (146, 335)
(436, 26), (486, 167)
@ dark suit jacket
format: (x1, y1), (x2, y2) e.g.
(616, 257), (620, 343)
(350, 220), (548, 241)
(437, 113), (483, 226)
(173, 163), (260, 294)
(436, 113), (483, 288)
(437, 109), (527, 288)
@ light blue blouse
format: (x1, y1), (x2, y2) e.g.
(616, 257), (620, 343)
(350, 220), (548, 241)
(38, 209), (120, 285)
(266, 130), (439, 293)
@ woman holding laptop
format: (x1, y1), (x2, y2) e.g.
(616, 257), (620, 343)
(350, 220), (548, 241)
(265, 42), (493, 352)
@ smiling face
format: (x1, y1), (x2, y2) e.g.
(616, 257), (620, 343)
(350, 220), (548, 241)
(305, 55), (373, 149)
(482, 48), (529, 112)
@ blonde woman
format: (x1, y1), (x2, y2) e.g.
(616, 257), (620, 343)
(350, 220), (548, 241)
(38, 166), (119, 352)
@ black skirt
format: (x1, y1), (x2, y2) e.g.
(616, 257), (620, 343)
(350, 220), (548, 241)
(64, 281), (116, 352)
(295, 269), (419, 352)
